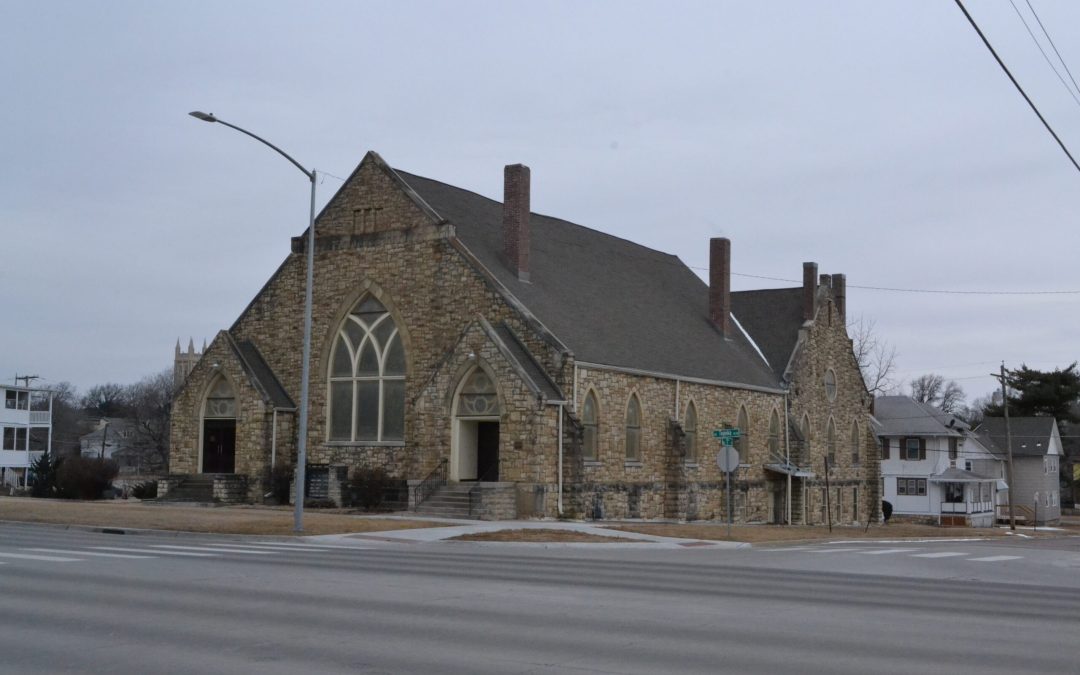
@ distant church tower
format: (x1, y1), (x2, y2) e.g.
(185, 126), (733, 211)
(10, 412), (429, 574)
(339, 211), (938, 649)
(174, 338), (205, 390)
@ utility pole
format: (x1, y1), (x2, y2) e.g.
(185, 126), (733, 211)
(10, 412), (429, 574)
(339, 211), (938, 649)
(824, 456), (832, 533)
(991, 363), (1017, 531)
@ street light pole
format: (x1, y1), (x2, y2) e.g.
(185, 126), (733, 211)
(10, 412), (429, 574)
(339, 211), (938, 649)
(189, 111), (314, 533)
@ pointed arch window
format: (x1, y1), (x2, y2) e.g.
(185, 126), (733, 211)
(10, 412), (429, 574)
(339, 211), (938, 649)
(582, 391), (599, 461)
(457, 369), (499, 417)
(684, 401), (698, 463)
(801, 413), (813, 458)
(204, 377), (236, 418)
(734, 406), (749, 459)
(826, 418), (837, 466)
(850, 420), (861, 466)
(625, 394), (642, 461)
(328, 296), (406, 442)
(768, 409), (781, 458)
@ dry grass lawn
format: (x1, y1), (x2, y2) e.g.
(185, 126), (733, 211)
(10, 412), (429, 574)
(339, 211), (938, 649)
(610, 522), (1023, 544)
(449, 528), (643, 543)
(0, 497), (445, 536)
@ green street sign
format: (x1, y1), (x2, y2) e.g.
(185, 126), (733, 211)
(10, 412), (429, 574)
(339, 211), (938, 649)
(721, 438), (733, 447)
(713, 428), (742, 439)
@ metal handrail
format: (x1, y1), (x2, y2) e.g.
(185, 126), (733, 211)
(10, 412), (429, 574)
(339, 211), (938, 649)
(413, 458), (447, 509)
(468, 465), (499, 517)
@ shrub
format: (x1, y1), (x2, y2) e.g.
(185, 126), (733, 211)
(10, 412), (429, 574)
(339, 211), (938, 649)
(303, 499), (337, 509)
(269, 464), (292, 505)
(56, 456), (119, 500)
(131, 481), (158, 499)
(29, 450), (60, 498)
(349, 467), (391, 510)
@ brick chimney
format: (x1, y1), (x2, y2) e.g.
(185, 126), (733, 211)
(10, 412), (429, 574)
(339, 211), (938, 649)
(803, 262), (818, 321)
(709, 237), (731, 337)
(503, 164), (531, 281)
(833, 273), (846, 323)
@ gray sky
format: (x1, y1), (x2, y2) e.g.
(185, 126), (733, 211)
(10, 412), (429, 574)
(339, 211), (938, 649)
(3, 0), (1079, 405)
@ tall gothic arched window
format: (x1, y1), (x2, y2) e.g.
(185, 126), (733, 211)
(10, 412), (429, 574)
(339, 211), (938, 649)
(582, 391), (599, 461)
(850, 420), (861, 466)
(625, 394), (642, 461)
(204, 377), (236, 419)
(826, 418), (837, 466)
(734, 405), (749, 460)
(684, 401), (698, 463)
(328, 296), (405, 442)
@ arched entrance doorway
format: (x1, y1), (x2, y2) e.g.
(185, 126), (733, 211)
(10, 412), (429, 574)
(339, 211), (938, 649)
(451, 368), (500, 482)
(202, 376), (236, 474)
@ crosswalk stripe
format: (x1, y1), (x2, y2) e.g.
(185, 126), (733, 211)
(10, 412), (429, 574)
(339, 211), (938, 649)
(0, 551), (81, 562)
(151, 545), (275, 555)
(966, 555), (1023, 562)
(910, 552), (968, 558)
(257, 542), (366, 550)
(92, 546), (218, 558)
(859, 548), (918, 555)
(24, 548), (155, 560)
(808, 548), (860, 553)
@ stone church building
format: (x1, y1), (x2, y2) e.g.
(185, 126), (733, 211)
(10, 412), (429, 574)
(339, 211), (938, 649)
(166, 151), (878, 523)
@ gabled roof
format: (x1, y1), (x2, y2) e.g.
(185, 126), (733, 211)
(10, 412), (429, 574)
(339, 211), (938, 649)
(977, 417), (1058, 457)
(489, 321), (565, 403)
(730, 287), (804, 378)
(225, 336), (296, 410)
(394, 170), (781, 391)
(929, 466), (997, 482)
(873, 396), (968, 437)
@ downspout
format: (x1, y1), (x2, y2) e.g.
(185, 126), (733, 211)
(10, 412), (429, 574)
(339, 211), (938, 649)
(557, 403), (564, 516)
(674, 379), (680, 418)
(271, 408), (278, 469)
(572, 363), (579, 413)
(784, 391), (791, 525)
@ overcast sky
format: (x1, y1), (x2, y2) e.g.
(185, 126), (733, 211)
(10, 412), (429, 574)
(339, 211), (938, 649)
(3, 0), (1079, 405)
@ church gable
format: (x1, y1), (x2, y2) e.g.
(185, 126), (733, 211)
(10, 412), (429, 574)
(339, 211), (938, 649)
(312, 151), (443, 239)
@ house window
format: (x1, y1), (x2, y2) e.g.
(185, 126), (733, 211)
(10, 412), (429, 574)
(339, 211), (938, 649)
(881, 437), (890, 460)
(896, 477), (926, 496)
(625, 394), (642, 462)
(1044, 458), (1049, 474)
(684, 401), (697, 463)
(4, 390), (28, 410)
(944, 482), (964, 503)
(582, 391), (599, 461)
(768, 410), (781, 459)
(949, 438), (958, 464)
(1052, 491), (1058, 507)
(327, 296), (406, 442)
(824, 369), (837, 401)
(850, 421), (860, 466)
(826, 418), (836, 466)
(734, 406), (749, 461)
(2, 427), (27, 450)
(904, 437), (921, 461)
(965, 460), (973, 472)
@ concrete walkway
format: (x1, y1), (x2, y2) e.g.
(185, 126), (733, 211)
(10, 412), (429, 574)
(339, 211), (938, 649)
(308, 517), (749, 549)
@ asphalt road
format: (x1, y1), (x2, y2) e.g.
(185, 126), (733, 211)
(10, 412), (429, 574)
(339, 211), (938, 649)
(0, 524), (1078, 674)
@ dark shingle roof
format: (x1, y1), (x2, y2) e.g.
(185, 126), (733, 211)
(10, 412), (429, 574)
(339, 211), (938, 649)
(977, 417), (1057, 457)
(232, 339), (296, 410)
(395, 170), (780, 391)
(492, 322), (565, 403)
(873, 396), (967, 436)
(730, 288), (804, 376)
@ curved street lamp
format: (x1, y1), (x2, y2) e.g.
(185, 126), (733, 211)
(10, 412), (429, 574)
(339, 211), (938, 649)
(189, 111), (314, 532)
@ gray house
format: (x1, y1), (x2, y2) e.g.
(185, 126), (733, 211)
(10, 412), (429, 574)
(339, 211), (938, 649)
(976, 417), (1062, 526)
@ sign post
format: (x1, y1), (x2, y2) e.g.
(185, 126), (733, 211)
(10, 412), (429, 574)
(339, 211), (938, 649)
(714, 428), (742, 539)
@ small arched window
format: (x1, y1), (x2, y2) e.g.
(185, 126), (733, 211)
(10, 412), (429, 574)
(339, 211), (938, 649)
(625, 394), (642, 461)
(582, 391), (599, 461)
(328, 296), (406, 442)
(768, 409), (781, 458)
(684, 401), (698, 463)
(826, 418), (837, 466)
(824, 369), (837, 402)
(457, 369), (498, 417)
(734, 406), (749, 460)
(801, 413), (813, 458)
(850, 420), (861, 466)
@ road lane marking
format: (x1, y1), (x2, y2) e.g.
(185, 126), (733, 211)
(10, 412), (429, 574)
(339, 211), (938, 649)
(150, 545), (275, 555)
(24, 548), (155, 560)
(201, 543), (331, 553)
(910, 552), (968, 558)
(92, 547), (218, 557)
(966, 555), (1023, 562)
(0, 551), (81, 562)
(807, 548), (860, 553)
(252, 542), (364, 550)
(859, 548), (918, 555)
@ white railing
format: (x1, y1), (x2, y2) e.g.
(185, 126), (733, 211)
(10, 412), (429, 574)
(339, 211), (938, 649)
(941, 501), (994, 514)
(0, 450), (35, 467)
(29, 411), (50, 425)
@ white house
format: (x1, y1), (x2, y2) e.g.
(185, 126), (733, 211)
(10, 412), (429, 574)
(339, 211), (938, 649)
(874, 396), (1005, 527)
(1, 384), (53, 488)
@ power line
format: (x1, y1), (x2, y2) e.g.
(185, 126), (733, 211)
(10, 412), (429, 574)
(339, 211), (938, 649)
(1008, 0), (1080, 108)
(1025, 0), (1080, 98)
(952, 0), (1080, 174)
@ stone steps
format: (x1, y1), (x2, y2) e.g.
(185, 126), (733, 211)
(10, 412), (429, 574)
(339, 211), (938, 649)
(414, 483), (478, 519)
(160, 476), (215, 503)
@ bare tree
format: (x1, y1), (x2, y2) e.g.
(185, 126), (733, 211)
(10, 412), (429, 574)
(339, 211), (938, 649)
(910, 373), (965, 414)
(848, 314), (899, 396)
(81, 382), (129, 418)
(123, 369), (173, 473)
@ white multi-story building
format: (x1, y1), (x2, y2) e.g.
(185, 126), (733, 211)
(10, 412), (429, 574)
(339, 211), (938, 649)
(1, 384), (53, 488)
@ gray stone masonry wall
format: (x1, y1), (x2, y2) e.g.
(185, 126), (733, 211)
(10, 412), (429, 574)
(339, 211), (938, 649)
(212, 474), (249, 504)
(470, 482), (517, 520)
(786, 294), (879, 525)
(157, 475), (184, 499)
